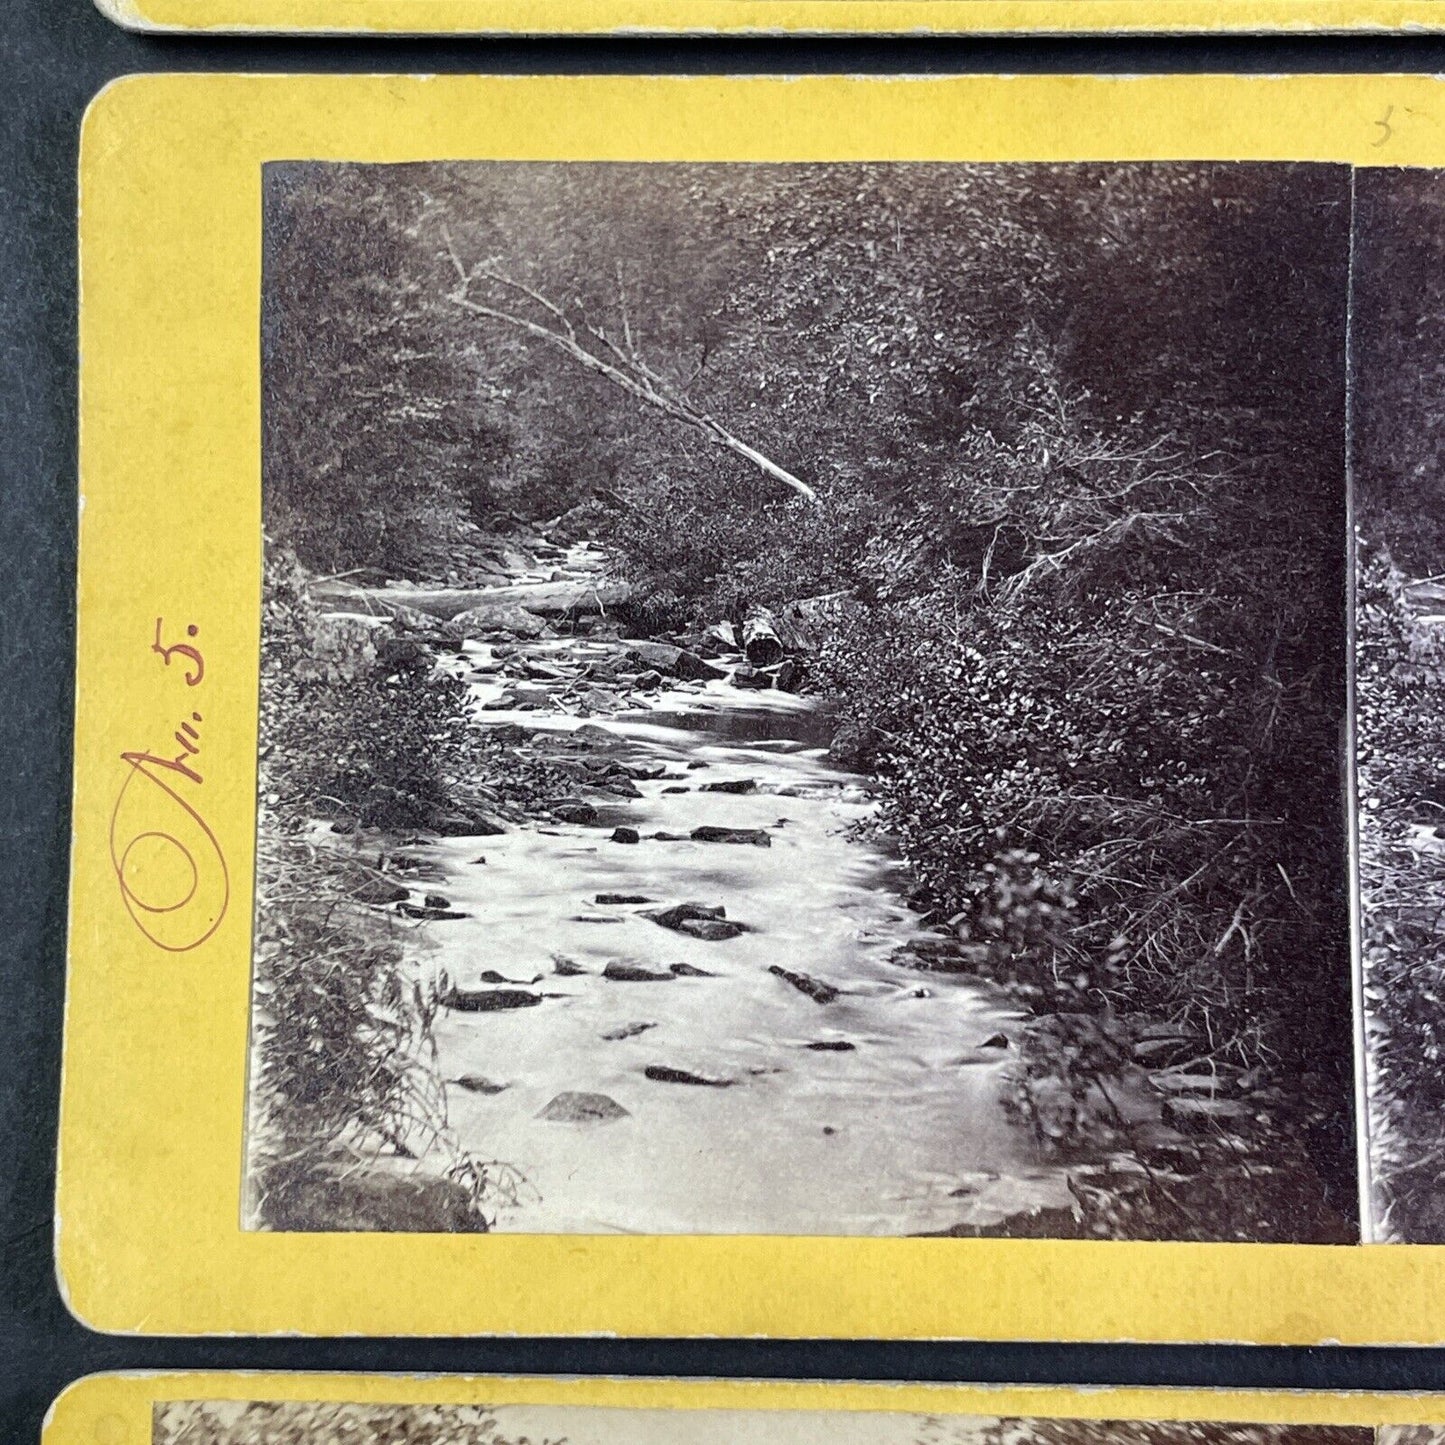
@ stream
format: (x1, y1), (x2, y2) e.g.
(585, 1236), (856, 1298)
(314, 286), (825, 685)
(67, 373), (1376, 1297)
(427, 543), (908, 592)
(396, 560), (1074, 1235)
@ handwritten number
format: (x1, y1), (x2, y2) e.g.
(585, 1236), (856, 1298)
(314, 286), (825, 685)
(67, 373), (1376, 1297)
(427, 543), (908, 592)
(152, 617), (205, 686)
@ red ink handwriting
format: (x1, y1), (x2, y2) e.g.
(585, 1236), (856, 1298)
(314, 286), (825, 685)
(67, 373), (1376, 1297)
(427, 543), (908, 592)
(152, 617), (204, 686)
(110, 622), (229, 952)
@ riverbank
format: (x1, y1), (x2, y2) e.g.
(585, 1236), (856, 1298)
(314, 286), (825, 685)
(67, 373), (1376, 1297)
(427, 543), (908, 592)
(252, 529), (1354, 1241)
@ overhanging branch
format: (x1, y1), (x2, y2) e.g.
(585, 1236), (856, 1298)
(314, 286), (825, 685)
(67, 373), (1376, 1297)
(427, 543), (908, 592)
(440, 228), (818, 505)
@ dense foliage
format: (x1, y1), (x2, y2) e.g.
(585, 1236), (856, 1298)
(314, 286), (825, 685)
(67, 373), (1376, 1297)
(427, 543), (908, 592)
(1352, 170), (1445, 1242)
(248, 551), (494, 1230)
(1351, 172), (1445, 574)
(264, 160), (1357, 1235)
(258, 548), (478, 814)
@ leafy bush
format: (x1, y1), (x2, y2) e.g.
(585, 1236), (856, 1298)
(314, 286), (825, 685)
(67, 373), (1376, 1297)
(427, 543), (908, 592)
(608, 468), (885, 631)
(248, 548), (500, 1231)
(800, 377), (1353, 1231)
(247, 836), (492, 1232)
(258, 546), (477, 819)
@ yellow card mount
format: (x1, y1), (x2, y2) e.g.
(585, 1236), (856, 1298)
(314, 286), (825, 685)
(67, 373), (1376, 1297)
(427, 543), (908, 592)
(62, 71), (1445, 1341)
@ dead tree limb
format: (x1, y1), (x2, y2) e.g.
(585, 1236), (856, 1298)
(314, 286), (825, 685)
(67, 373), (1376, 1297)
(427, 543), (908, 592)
(440, 229), (817, 505)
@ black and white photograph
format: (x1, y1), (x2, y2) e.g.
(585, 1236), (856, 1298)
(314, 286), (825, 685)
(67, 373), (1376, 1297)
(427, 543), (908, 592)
(151, 1401), (1375, 1445)
(246, 160), (1358, 1242)
(1350, 167), (1445, 1244)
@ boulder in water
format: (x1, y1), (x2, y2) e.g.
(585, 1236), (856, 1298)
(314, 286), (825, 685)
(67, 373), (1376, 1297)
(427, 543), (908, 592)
(610, 826), (640, 844)
(676, 650), (730, 683)
(625, 640), (684, 672)
(769, 965), (839, 1004)
(452, 601), (550, 640)
(731, 665), (771, 690)
(644, 1065), (736, 1087)
(700, 778), (757, 794)
(595, 892), (652, 905)
(431, 809), (507, 838)
(805, 1040), (856, 1052)
(441, 986), (544, 1012)
(602, 1021), (657, 1040)
(690, 825), (770, 847)
(619, 759), (669, 781)
(670, 962), (717, 977)
(604, 961), (676, 983)
(552, 955), (589, 976)
(642, 901), (727, 930)
(596, 774), (643, 798)
(549, 798), (600, 826)
(678, 918), (746, 941)
(360, 784), (506, 838)
(397, 902), (470, 921)
(451, 1075), (509, 1095)
(479, 965), (543, 988)
(537, 1091), (631, 1124)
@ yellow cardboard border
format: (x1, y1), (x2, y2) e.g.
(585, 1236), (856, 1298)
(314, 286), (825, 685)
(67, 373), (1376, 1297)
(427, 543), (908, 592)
(63, 72), (1445, 1342)
(42, 1375), (1445, 1442)
(87, 0), (1445, 36)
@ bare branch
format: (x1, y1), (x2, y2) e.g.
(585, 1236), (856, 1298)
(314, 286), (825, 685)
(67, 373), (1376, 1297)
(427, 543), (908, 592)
(445, 263), (818, 504)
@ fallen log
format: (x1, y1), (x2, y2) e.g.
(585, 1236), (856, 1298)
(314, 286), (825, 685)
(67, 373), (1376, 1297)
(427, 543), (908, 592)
(312, 575), (632, 624)
(742, 609), (786, 667)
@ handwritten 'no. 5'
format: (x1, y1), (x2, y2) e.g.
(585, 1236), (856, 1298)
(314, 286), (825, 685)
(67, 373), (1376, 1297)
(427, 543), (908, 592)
(108, 619), (229, 952)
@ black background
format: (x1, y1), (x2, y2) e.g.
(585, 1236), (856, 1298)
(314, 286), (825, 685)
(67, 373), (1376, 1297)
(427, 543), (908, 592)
(8, 12), (1445, 1444)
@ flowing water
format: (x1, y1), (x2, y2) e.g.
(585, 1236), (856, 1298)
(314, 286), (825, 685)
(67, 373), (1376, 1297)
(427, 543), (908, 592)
(416, 658), (1075, 1235)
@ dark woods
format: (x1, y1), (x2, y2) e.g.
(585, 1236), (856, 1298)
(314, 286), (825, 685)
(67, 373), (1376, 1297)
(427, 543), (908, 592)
(255, 161), (1355, 1240)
